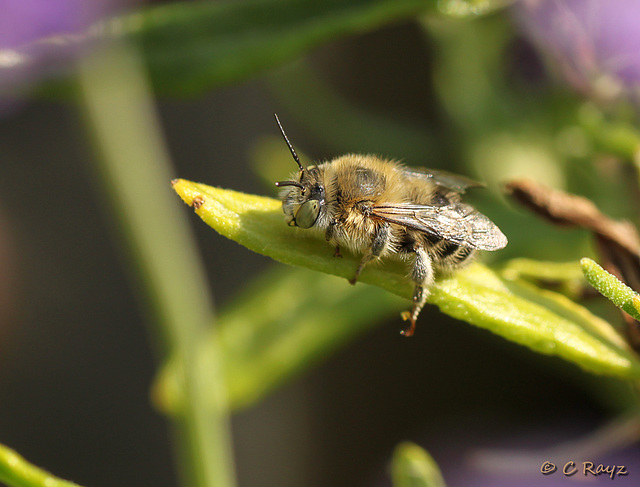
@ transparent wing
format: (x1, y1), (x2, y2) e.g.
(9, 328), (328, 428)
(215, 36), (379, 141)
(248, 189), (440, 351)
(372, 203), (508, 250)
(401, 167), (484, 193)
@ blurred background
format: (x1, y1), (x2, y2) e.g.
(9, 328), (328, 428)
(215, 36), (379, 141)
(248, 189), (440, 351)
(1, 1), (639, 486)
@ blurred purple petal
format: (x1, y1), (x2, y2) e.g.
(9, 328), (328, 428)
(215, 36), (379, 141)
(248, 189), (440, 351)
(0, 0), (100, 49)
(0, 0), (133, 111)
(515, 0), (640, 101)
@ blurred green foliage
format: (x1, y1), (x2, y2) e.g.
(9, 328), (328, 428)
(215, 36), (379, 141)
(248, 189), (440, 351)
(5, 0), (640, 486)
(115, 0), (442, 95)
(391, 442), (448, 487)
(155, 265), (405, 412)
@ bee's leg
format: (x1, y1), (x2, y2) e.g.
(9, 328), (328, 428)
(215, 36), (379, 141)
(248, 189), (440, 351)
(333, 245), (343, 258)
(349, 254), (374, 285)
(326, 220), (343, 258)
(400, 245), (433, 336)
(348, 223), (390, 285)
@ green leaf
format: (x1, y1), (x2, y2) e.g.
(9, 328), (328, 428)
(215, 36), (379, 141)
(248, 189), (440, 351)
(581, 257), (640, 321)
(501, 258), (584, 283)
(170, 180), (640, 389)
(0, 443), (82, 487)
(111, 0), (438, 95)
(391, 442), (447, 487)
(441, 265), (639, 378)
(154, 265), (405, 412)
(500, 258), (586, 298)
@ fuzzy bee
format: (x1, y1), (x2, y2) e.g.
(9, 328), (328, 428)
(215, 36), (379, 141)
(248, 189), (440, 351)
(274, 115), (507, 336)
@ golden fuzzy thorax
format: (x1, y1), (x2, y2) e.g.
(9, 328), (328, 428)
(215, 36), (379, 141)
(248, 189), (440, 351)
(321, 155), (425, 254)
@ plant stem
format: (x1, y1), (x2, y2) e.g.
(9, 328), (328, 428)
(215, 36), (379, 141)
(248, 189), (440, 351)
(581, 257), (640, 321)
(0, 443), (82, 487)
(76, 42), (236, 487)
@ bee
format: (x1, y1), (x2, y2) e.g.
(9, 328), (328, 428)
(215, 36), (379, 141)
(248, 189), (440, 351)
(274, 115), (507, 336)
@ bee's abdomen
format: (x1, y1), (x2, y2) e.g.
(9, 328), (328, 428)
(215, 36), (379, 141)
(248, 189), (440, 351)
(439, 241), (460, 258)
(399, 230), (475, 270)
(433, 243), (474, 269)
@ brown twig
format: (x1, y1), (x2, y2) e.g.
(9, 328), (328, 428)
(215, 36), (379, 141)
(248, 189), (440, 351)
(505, 179), (640, 349)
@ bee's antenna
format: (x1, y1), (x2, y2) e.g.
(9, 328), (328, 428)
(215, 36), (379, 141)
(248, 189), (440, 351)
(274, 113), (304, 172)
(275, 180), (304, 190)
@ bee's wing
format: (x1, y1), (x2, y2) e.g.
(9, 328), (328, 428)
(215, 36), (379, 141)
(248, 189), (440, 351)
(372, 203), (508, 250)
(402, 167), (484, 193)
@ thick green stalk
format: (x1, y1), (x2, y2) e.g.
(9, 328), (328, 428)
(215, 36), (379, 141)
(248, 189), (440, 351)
(76, 43), (235, 487)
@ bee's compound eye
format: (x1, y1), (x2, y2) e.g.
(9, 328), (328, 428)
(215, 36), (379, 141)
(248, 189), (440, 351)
(294, 200), (320, 228)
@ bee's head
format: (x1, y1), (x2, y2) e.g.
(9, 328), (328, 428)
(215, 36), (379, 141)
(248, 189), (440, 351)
(274, 114), (325, 229)
(277, 167), (326, 228)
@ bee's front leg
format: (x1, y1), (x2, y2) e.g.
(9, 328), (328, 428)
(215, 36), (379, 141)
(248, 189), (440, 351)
(400, 244), (434, 336)
(326, 220), (344, 258)
(349, 222), (390, 285)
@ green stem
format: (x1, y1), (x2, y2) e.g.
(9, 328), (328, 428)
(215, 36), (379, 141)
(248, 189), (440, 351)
(581, 257), (640, 321)
(0, 444), (82, 487)
(76, 43), (235, 487)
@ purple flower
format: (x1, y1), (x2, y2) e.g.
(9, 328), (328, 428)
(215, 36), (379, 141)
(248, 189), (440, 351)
(515, 0), (640, 101)
(0, 0), (128, 111)
(0, 0), (102, 49)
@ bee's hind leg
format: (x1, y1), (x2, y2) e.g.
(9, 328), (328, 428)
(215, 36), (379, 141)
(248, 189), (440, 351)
(348, 223), (390, 285)
(400, 245), (434, 337)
